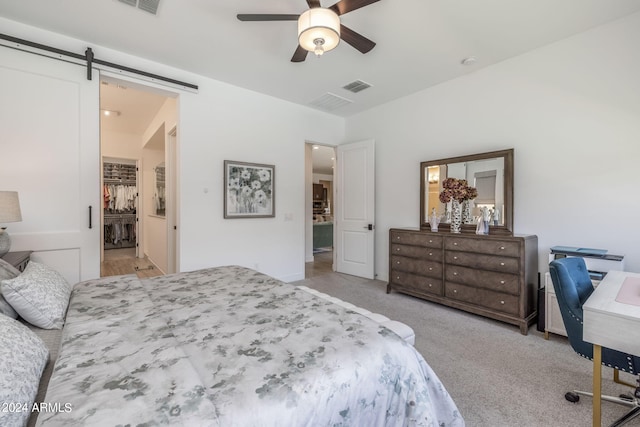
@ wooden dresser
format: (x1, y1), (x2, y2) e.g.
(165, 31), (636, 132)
(388, 228), (538, 334)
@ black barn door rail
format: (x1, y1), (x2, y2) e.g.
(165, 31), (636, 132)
(0, 33), (198, 92)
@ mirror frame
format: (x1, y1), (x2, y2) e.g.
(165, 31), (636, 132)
(420, 148), (514, 236)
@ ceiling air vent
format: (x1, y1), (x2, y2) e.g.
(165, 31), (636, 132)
(342, 79), (372, 94)
(309, 93), (353, 111)
(118, 0), (160, 15)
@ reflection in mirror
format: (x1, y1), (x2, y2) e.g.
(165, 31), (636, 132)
(154, 162), (166, 216)
(420, 149), (513, 235)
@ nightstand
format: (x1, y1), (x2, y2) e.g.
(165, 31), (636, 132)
(1, 250), (32, 272)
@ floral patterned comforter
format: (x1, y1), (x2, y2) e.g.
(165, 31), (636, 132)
(37, 266), (464, 426)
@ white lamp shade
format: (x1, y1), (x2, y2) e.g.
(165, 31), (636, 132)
(0, 191), (22, 223)
(298, 8), (340, 53)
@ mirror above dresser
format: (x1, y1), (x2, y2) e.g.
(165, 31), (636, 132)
(420, 149), (514, 236)
(388, 148), (538, 334)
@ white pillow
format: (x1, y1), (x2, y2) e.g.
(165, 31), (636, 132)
(0, 315), (49, 427)
(0, 261), (71, 329)
(0, 258), (20, 319)
(0, 293), (18, 319)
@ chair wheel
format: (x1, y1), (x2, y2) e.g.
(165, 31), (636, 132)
(619, 393), (634, 402)
(565, 392), (580, 403)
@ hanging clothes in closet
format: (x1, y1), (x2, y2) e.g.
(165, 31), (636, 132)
(104, 184), (137, 213)
(103, 161), (137, 250)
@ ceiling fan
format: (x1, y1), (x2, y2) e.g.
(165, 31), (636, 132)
(237, 0), (380, 62)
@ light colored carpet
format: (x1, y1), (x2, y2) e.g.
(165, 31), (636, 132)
(293, 272), (639, 427)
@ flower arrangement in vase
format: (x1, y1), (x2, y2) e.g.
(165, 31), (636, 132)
(439, 178), (477, 233)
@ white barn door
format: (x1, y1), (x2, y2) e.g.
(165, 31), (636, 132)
(335, 139), (375, 279)
(0, 47), (100, 283)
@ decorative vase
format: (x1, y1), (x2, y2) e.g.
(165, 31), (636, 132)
(462, 199), (472, 224)
(450, 200), (462, 233)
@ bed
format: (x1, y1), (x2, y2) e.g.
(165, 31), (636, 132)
(2, 263), (463, 427)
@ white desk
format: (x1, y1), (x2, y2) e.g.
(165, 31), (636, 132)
(583, 270), (640, 427)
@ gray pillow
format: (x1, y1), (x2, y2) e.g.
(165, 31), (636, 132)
(0, 261), (71, 329)
(0, 258), (20, 319)
(0, 315), (49, 427)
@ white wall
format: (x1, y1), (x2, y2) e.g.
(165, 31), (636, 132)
(1, 17), (345, 282)
(179, 81), (344, 281)
(313, 174), (334, 183)
(141, 98), (177, 273)
(143, 145), (166, 272)
(101, 130), (142, 160)
(345, 12), (640, 280)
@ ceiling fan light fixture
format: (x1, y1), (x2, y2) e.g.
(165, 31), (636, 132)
(298, 8), (340, 55)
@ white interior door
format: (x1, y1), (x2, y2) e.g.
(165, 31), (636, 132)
(335, 139), (375, 279)
(0, 47), (100, 284)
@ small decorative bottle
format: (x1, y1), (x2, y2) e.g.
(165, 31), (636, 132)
(429, 208), (440, 232)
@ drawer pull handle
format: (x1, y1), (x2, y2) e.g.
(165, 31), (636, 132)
(500, 262), (505, 266)
(429, 267), (433, 271)
(500, 300), (505, 305)
(429, 239), (433, 243)
(397, 236), (401, 240)
(454, 242), (458, 246)
(453, 272), (458, 276)
(396, 261), (400, 265)
(453, 256), (458, 260)
(396, 248), (400, 251)
(428, 252), (433, 256)
(428, 283), (433, 288)
(500, 280), (505, 284)
(500, 246), (505, 250)
(453, 289), (458, 293)
(396, 276), (400, 280)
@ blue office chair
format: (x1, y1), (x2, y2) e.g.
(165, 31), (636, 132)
(549, 257), (640, 427)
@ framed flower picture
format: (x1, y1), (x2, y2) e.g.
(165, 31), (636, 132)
(224, 160), (275, 218)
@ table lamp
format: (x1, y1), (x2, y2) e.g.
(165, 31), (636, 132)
(0, 191), (22, 257)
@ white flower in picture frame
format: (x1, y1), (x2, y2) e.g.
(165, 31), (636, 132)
(224, 160), (275, 218)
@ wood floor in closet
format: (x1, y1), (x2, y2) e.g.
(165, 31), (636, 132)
(101, 248), (163, 279)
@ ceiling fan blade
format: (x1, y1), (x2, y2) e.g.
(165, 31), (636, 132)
(340, 24), (375, 53)
(328, 0), (380, 16)
(291, 45), (309, 62)
(306, 0), (322, 8)
(237, 14), (300, 21)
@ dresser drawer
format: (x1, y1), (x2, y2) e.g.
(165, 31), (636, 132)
(445, 265), (520, 294)
(445, 251), (519, 274)
(391, 244), (442, 261)
(391, 255), (442, 278)
(444, 237), (520, 257)
(390, 271), (443, 296)
(445, 282), (519, 316)
(390, 231), (442, 248)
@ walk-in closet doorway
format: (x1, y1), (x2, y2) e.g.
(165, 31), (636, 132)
(99, 76), (178, 278)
